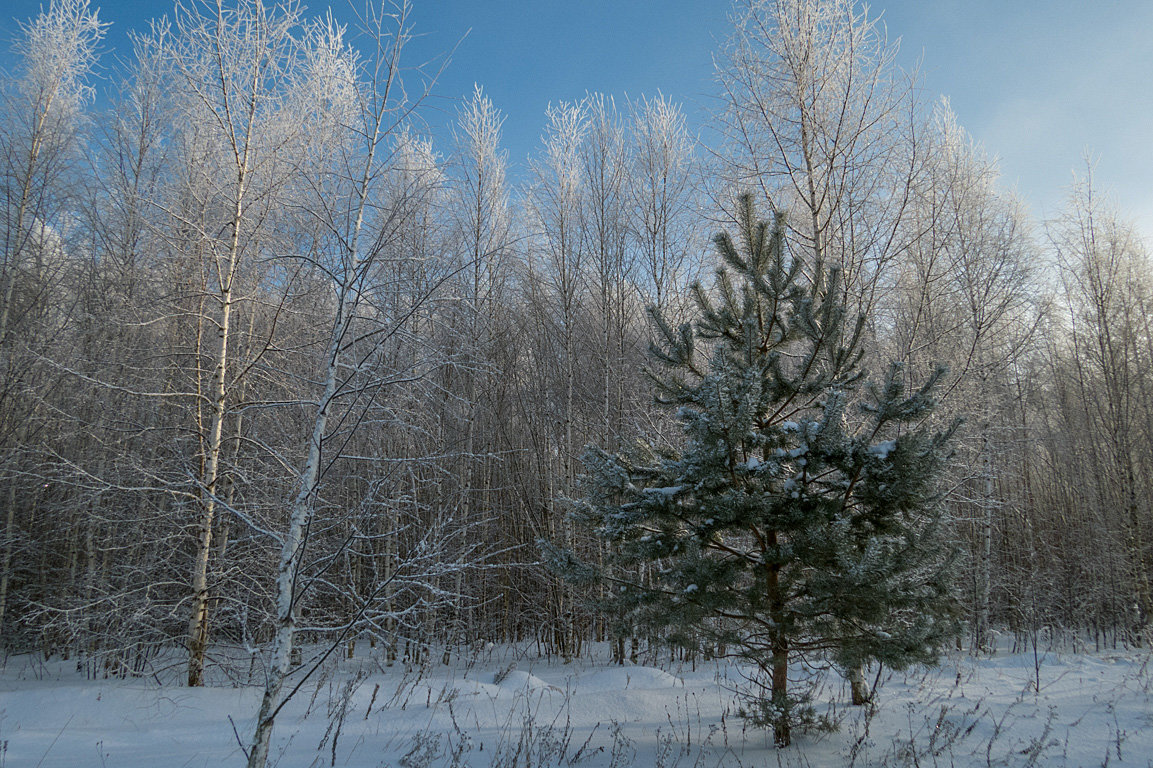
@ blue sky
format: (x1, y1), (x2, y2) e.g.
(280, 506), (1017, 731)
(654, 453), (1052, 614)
(3, 0), (1151, 235)
(882, 0), (1153, 235)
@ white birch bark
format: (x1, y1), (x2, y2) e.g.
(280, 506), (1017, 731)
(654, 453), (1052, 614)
(184, 68), (253, 688)
(150, 0), (305, 686)
(248, 321), (344, 767)
(247, 8), (407, 758)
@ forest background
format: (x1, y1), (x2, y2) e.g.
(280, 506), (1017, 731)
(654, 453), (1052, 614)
(1, 0), (1151, 702)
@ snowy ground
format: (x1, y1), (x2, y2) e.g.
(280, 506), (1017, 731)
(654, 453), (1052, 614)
(1, 640), (1150, 767)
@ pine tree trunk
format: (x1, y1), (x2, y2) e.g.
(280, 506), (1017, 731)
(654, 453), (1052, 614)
(771, 638), (790, 747)
(849, 666), (871, 705)
(767, 531), (789, 747)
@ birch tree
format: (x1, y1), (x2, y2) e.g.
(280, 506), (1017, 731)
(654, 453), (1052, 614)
(443, 85), (513, 644)
(524, 101), (589, 657)
(0, 0), (104, 643)
(629, 94), (701, 319)
(146, 0), (312, 686)
(1050, 172), (1153, 632)
(580, 94), (632, 449)
(892, 104), (1040, 649)
(246, 4), (467, 763)
(716, 0), (925, 318)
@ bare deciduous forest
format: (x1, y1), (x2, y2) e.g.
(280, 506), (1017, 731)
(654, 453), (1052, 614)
(1, 0), (1151, 764)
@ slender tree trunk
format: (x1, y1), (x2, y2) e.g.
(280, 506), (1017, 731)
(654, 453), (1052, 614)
(0, 105), (50, 350)
(771, 638), (789, 746)
(1123, 456), (1151, 625)
(979, 428), (994, 652)
(248, 79), (389, 753)
(187, 183), (245, 685)
(0, 130), (47, 648)
(849, 665), (871, 705)
(767, 531), (789, 747)
(0, 481), (17, 640)
(248, 315), (342, 768)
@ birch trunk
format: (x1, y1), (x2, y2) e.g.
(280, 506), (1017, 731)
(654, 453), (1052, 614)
(186, 187), (245, 687)
(246, 58), (389, 754)
(978, 428), (994, 652)
(247, 342), (340, 767)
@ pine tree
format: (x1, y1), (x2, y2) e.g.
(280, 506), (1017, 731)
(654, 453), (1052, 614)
(544, 195), (960, 747)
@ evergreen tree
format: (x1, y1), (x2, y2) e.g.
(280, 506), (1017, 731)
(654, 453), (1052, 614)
(544, 195), (960, 747)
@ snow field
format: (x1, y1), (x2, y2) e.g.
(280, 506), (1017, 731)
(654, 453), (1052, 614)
(0, 642), (1150, 767)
